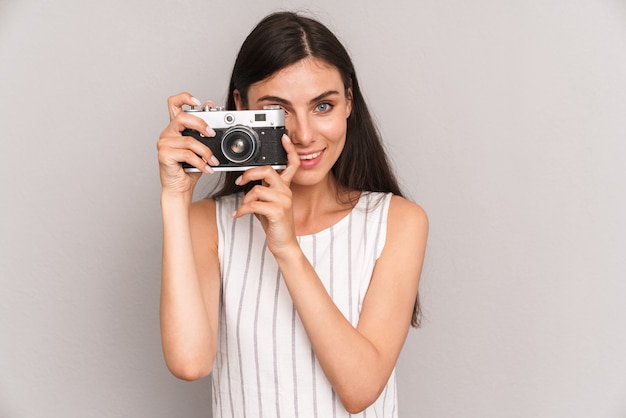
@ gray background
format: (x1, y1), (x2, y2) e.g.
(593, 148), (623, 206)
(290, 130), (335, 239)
(1, 0), (625, 417)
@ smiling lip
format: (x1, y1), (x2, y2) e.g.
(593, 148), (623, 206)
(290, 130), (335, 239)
(298, 149), (324, 168)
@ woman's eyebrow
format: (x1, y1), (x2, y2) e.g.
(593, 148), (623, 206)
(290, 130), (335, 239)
(308, 90), (340, 104)
(257, 95), (291, 107)
(256, 90), (340, 106)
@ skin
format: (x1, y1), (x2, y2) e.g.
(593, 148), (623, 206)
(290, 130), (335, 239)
(157, 57), (428, 413)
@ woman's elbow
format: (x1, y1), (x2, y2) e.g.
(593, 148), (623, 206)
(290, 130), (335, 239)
(341, 397), (375, 415)
(338, 384), (384, 414)
(165, 358), (213, 381)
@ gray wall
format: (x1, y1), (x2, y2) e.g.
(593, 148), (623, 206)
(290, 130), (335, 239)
(2, 0), (625, 417)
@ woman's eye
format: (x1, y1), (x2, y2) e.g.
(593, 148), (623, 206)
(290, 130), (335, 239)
(316, 102), (332, 112)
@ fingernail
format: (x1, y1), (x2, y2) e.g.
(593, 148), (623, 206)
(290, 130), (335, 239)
(231, 211), (237, 218)
(205, 165), (214, 174)
(235, 175), (242, 185)
(283, 134), (291, 143)
(191, 97), (202, 106)
(206, 126), (216, 137)
(210, 156), (220, 166)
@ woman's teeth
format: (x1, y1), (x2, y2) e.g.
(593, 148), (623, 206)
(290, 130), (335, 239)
(299, 151), (322, 160)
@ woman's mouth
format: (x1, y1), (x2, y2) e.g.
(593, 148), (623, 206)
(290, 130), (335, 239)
(298, 150), (324, 168)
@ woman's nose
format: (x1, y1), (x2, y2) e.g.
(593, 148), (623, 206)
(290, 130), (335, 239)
(288, 115), (314, 146)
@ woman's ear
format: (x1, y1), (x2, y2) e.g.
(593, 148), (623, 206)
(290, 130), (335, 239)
(233, 89), (245, 110)
(345, 87), (353, 118)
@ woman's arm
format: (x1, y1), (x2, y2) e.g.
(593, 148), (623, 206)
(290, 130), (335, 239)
(157, 92), (222, 380)
(159, 197), (220, 380)
(270, 196), (428, 413)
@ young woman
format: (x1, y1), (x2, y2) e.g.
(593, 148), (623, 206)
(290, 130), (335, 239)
(157, 11), (428, 417)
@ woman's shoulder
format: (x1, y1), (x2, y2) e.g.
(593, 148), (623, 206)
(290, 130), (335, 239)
(192, 193), (241, 213)
(190, 198), (217, 229)
(188, 198), (219, 252)
(191, 197), (216, 213)
(190, 193), (245, 228)
(360, 192), (427, 220)
(387, 194), (428, 234)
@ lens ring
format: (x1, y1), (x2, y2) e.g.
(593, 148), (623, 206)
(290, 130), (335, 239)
(220, 125), (259, 164)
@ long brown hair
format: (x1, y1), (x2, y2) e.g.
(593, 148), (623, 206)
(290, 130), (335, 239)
(211, 11), (421, 327)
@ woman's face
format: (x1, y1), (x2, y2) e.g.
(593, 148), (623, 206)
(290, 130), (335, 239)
(235, 57), (352, 187)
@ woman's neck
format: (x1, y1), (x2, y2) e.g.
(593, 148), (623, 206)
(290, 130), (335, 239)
(290, 175), (359, 235)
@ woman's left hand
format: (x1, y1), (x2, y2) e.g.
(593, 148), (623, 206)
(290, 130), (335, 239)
(232, 134), (301, 257)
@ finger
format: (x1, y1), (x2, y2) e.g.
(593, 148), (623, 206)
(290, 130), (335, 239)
(167, 92), (203, 120)
(168, 112), (215, 137)
(278, 134), (301, 184)
(157, 136), (220, 172)
(238, 183), (286, 206)
(163, 111), (217, 138)
(235, 135), (300, 187)
(233, 199), (275, 219)
(159, 146), (215, 175)
(234, 165), (281, 188)
(235, 186), (291, 218)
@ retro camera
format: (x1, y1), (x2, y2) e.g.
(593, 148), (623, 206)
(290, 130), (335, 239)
(182, 105), (287, 172)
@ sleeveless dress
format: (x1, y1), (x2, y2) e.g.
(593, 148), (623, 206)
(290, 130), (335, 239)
(212, 191), (397, 418)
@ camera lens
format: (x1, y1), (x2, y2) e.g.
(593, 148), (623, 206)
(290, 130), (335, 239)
(229, 138), (246, 154)
(221, 125), (259, 164)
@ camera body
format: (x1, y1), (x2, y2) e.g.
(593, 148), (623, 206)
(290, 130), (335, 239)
(182, 105), (287, 172)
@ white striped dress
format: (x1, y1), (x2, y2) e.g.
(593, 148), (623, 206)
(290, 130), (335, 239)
(212, 191), (397, 418)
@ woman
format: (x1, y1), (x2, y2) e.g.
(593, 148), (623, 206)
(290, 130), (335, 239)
(157, 11), (428, 417)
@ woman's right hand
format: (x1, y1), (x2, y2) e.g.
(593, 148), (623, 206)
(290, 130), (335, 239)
(157, 92), (220, 196)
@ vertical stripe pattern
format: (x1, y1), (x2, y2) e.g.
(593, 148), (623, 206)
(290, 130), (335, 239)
(213, 192), (397, 418)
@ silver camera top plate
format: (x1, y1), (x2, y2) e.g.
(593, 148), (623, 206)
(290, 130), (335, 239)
(183, 105), (285, 130)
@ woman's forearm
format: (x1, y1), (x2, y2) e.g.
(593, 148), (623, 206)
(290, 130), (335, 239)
(274, 247), (393, 413)
(159, 193), (217, 380)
